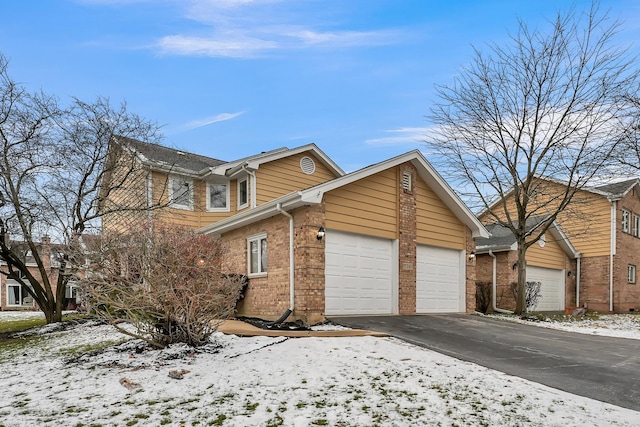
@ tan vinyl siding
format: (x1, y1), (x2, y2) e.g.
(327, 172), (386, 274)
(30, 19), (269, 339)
(527, 235), (567, 269)
(415, 175), (465, 249)
(255, 153), (337, 205)
(480, 181), (612, 258)
(325, 168), (398, 240)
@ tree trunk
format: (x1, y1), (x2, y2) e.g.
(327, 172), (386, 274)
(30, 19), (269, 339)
(514, 242), (528, 315)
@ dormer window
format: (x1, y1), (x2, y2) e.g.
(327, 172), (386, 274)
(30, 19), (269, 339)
(206, 181), (230, 212)
(238, 177), (249, 210)
(169, 176), (193, 210)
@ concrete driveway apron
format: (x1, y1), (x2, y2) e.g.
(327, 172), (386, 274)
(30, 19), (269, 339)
(329, 314), (640, 412)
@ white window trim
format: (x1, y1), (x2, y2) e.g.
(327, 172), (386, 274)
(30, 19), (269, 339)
(629, 264), (636, 284)
(238, 177), (249, 210)
(622, 209), (630, 233)
(247, 232), (267, 277)
(633, 214), (640, 238)
(168, 175), (194, 211)
(206, 181), (230, 212)
(6, 273), (32, 307)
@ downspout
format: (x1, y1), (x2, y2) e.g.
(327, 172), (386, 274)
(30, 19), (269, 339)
(490, 250), (512, 314)
(576, 255), (581, 307)
(275, 203), (294, 323)
(610, 201), (616, 312)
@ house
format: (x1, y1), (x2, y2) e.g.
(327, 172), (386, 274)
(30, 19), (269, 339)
(479, 177), (640, 313)
(101, 137), (344, 232)
(198, 150), (488, 323)
(0, 237), (79, 311)
(104, 138), (489, 323)
(475, 219), (579, 312)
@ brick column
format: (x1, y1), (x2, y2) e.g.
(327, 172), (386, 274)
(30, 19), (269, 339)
(292, 204), (326, 324)
(398, 164), (417, 314)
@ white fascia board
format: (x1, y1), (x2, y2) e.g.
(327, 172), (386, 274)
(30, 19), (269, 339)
(409, 154), (489, 238)
(197, 192), (305, 236)
(548, 223), (579, 259)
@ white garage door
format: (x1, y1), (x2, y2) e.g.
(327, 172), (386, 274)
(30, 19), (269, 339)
(325, 230), (395, 315)
(526, 266), (564, 311)
(416, 245), (465, 313)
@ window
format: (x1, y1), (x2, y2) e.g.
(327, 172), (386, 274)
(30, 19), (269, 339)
(206, 182), (229, 211)
(169, 176), (193, 210)
(629, 265), (636, 284)
(622, 209), (630, 233)
(247, 233), (267, 276)
(238, 177), (248, 209)
(6, 272), (33, 307)
(634, 215), (640, 238)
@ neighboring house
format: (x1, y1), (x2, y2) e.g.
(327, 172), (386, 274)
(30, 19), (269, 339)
(199, 151), (488, 323)
(0, 237), (79, 311)
(475, 219), (579, 312)
(102, 137), (344, 231)
(480, 177), (640, 313)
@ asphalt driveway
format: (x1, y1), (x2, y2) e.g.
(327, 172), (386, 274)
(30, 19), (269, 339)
(329, 314), (640, 412)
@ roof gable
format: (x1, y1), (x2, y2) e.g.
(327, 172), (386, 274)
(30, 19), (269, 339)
(200, 150), (489, 238)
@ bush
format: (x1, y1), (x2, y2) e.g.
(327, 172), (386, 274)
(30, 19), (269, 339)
(82, 221), (245, 348)
(510, 281), (542, 312)
(475, 281), (492, 313)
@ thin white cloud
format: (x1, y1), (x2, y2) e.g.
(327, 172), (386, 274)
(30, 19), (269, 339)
(153, 0), (406, 57)
(158, 35), (276, 58)
(183, 111), (245, 129)
(365, 127), (432, 147)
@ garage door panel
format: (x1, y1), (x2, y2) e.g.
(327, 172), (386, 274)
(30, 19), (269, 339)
(325, 230), (394, 315)
(416, 245), (464, 313)
(526, 266), (564, 311)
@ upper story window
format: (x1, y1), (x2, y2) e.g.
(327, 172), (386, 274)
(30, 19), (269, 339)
(206, 182), (230, 212)
(247, 233), (267, 276)
(169, 176), (193, 210)
(238, 177), (249, 210)
(622, 209), (630, 234)
(634, 215), (640, 238)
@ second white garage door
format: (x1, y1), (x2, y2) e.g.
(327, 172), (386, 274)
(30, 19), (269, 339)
(324, 230), (395, 315)
(416, 245), (465, 313)
(526, 266), (564, 311)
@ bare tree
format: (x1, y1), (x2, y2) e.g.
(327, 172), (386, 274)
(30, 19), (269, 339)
(82, 221), (246, 348)
(0, 52), (165, 323)
(427, 3), (640, 314)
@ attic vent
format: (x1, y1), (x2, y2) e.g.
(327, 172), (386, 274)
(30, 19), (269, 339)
(300, 156), (316, 175)
(402, 171), (412, 191)
(176, 151), (186, 156)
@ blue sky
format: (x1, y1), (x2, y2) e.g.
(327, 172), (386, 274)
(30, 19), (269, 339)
(2, 0), (640, 172)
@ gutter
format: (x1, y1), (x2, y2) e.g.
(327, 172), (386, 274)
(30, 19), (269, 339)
(489, 250), (512, 314)
(275, 203), (294, 323)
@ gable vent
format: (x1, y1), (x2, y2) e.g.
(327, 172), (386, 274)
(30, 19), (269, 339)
(402, 171), (412, 191)
(300, 156), (316, 175)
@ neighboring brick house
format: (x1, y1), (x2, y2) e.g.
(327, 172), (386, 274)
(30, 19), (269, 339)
(199, 151), (488, 323)
(475, 219), (578, 312)
(0, 237), (80, 311)
(480, 177), (640, 313)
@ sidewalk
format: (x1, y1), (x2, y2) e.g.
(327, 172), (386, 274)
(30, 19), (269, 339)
(217, 319), (388, 338)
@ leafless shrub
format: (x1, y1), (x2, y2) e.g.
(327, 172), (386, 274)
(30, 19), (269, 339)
(510, 281), (542, 312)
(475, 281), (492, 313)
(81, 221), (245, 348)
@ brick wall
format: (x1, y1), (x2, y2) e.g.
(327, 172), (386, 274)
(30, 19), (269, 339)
(579, 255), (610, 312)
(614, 194), (640, 312)
(465, 229), (476, 313)
(398, 164), (417, 315)
(219, 204), (327, 323)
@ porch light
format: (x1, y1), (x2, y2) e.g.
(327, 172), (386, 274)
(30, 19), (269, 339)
(317, 226), (325, 240)
(468, 251), (475, 261)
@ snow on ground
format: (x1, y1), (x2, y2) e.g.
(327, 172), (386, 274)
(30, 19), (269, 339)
(0, 313), (639, 426)
(485, 313), (640, 340)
